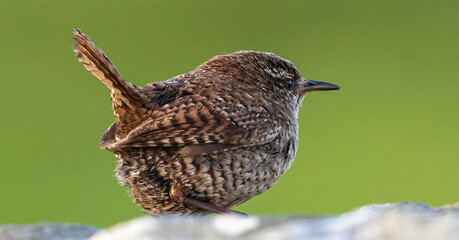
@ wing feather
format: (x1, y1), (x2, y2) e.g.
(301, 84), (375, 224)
(106, 94), (280, 150)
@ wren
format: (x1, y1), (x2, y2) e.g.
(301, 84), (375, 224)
(73, 28), (340, 215)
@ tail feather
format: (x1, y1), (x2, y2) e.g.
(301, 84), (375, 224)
(73, 27), (143, 109)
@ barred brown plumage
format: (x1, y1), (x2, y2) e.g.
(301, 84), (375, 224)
(73, 28), (340, 215)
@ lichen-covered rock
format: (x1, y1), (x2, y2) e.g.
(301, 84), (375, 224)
(91, 201), (459, 240)
(0, 223), (99, 240)
(2, 202), (459, 240)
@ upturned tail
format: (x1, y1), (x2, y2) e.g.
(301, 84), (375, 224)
(73, 27), (143, 109)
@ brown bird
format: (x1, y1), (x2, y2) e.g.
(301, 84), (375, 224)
(73, 28), (340, 215)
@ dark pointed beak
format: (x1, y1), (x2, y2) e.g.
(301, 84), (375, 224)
(303, 79), (340, 93)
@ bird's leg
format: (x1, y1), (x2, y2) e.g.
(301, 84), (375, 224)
(170, 182), (247, 216)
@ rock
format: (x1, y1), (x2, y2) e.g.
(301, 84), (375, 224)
(90, 201), (459, 240)
(0, 223), (99, 240)
(2, 202), (459, 240)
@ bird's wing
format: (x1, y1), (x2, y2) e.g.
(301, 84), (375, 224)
(108, 93), (280, 153)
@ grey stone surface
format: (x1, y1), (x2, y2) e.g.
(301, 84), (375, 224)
(3, 202), (459, 240)
(0, 223), (99, 240)
(91, 201), (459, 240)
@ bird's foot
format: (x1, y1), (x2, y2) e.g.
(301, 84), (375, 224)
(170, 182), (247, 216)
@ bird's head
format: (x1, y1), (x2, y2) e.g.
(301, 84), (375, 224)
(199, 51), (340, 109)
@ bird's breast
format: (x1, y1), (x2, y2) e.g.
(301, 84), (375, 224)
(113, 138), (296, 214)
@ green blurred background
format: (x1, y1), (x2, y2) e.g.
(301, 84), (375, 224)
(1, 0), (458, 227)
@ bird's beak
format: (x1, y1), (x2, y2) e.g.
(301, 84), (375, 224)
(302, 79), (340, 93)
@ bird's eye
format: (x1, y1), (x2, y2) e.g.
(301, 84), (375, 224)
(286, 79), (294, 88)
